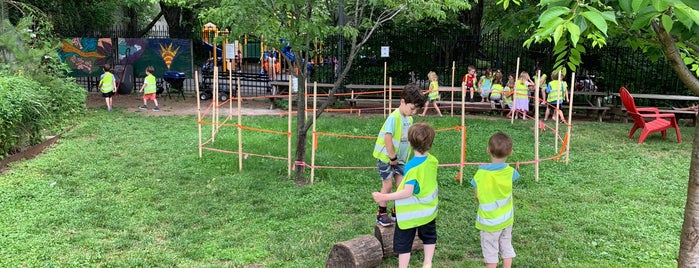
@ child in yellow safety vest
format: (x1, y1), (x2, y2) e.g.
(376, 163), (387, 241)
(139, 66), (160, 111)
(544, 70), (568, 123)
(471, 132), (520, 268)
(373, 122), (439, 268)
(99, 64), (117, 111)
(372, 83), (425, 227)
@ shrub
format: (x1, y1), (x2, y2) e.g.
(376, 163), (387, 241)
(0, 75), (48, 156)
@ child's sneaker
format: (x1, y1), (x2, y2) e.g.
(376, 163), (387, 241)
(376, 213), (394, 226)
(153, 106), (160, 111)
(139, 105), (148, 110)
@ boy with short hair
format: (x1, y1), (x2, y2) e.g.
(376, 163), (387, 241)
(471, 132), (520, 268)
(139, 66), (160, 111)
(99, 64), (117, 111)
(372, 122), (439, 268)
(462, 65), (478, 102)
(372, 83), (425, 226)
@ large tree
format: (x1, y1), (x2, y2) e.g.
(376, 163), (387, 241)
(499, 0), (699, 266)
(203, 0), (472, 182)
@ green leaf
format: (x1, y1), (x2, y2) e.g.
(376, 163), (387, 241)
(632, 0), (647, 12)
(631, 6), (660, 30)
(661, 14), (673, 32)
(581, 11), (608, 34)
(684, 57), (695, 65)
(674, 6), (695, 29)
(553, 24), (565, 44)
(601, 11), (617, 25)
(653, 0), (670, 12)
(682, 0), (699, 10)
(675, 4), (699, 26)
(566, 22), (581, 47)
(620, 0), (633, 13)
(539, 6), (570, 26)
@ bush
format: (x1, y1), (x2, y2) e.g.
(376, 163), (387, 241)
(0, 76), (48, 156)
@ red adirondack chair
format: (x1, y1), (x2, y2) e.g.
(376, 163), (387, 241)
(619, 87), (681, 144)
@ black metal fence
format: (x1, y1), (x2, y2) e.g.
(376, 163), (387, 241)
(67, 25), (692, 98)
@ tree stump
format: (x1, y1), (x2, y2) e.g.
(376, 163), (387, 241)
(374, 224), (424, 257)
(326, 235), (383, 268)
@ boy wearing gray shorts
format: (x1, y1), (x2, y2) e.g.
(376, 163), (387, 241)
(471, 132), (520, 268)
(372, 83), (424, 226)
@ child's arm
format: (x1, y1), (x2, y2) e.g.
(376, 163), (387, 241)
(139, 80), (146, 92)
(372, 184), (415, 202)
(384, 133), (397, 163)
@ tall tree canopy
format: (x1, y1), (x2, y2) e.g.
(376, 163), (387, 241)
(202, 0), (472, 181)
(498, 0), (699, 266)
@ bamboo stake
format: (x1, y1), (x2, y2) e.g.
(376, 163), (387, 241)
(311, 82), (317, 184)
(534, 70), (541, 182)
(566, 73), (575, 164)
(459, 75), (466, 185)
(212, 68), (218, 142)
(555, 70), (562, 150)
(288, 78), (293, 179)
(512, 57), (520, 124)
(451, 61), (455, 116)
(389, 78), (393, 112)
(237, 76), (242, 172)
(196, 70), (202, 158)
(383, 61), (387, 118)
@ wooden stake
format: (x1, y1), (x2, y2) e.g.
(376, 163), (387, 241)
(237, 76), (243, 172)
(195, 70), (202, 158)
(534, 70), (541, 182)
(566, 73), (575, 164)
(311, 82), (317, 184)
(451, 61), (455, 117)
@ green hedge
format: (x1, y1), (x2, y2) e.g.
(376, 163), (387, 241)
(0, 74), (85, 157)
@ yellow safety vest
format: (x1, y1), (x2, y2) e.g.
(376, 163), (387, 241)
(490, 84), (504, 98)
(395, 154), (439, 229)
(547, 80), (567, 103)
(373, 109), (412, 163)
(144, 74), (157, 94)
(514, 81), (528, 100)
(474, 165), (516, 232)
(100, 72), (115, 93)
(427, 81), (440, 100)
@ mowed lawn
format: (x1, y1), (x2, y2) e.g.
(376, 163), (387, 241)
(0, 107), (694, 267)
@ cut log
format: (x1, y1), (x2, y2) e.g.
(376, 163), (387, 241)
(374, 224), (424, 257)
(325, 235), (383, 268)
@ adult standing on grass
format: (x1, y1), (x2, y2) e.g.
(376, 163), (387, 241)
(99, 64), (117, 111)
(372, 83), (425, 226)
(372, 122), (439, 268)
(138, 66), (160, 111)
(471, 132), (519, 268)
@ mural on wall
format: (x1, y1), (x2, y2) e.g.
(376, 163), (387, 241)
(58, 38), (113, 77)
(119, 38), (193, 78)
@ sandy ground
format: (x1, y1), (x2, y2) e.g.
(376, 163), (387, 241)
(86, 92), (281, 116)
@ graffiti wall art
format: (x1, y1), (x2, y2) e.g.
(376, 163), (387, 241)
(120, 38), (193, 77)
(58, 38), (113, 76)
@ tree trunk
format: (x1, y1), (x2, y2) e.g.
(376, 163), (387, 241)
(680, 125), (699, 267)
(651, 20), (699, 268)
(294, 71), (308, 183)
(374, 225), (424, 257)
(326, 235), (383, 268)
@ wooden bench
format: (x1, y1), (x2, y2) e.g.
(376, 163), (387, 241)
(270, 81), (335, 109)
(658, 109), (696, 126)
(558, 105), (611, 122)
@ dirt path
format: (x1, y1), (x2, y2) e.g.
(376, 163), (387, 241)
(87, 92), (280, 116)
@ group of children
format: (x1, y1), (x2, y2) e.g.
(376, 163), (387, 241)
(420, 66), (569, 123)
(372, 84), (519, 268)
(98, 64), (160, 112)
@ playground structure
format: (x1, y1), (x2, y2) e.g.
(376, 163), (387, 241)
(195, 58), (580, 184)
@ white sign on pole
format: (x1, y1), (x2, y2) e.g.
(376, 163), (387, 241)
(381, 46), (389, 58)
(225, 43), (237, 60)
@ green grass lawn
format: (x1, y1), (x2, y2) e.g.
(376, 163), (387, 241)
(0, 108), (694, 267)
